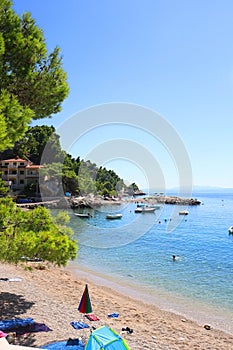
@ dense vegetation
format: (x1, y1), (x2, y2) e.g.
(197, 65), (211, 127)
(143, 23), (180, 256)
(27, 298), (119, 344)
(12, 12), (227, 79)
(0, 0), (76, 265)
(1, 125), (138, 197)
(0, 0), (69, 124)
(0, 197), (77, 265)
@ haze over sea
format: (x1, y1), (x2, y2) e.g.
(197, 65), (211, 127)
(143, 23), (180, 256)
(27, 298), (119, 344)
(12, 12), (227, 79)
(68, 191), (233, 334)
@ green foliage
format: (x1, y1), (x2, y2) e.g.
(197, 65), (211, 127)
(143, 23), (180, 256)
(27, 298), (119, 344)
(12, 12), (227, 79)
(127, 182), (139, 195)
(0, 1), (69, 120)
(0, 89), (33, 151)
(0, 197), (77, 265)
(0, 125), (139, 198)
(62, 168), (79, 194)
(40, 162), (63, 179)
(14, 125), (63, 164)
(0, 177), (9, 195)
(0, 3), (75, 266)
(96, 167), (125, 197)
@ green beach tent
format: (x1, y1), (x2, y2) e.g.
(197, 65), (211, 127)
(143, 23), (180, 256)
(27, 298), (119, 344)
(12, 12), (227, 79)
(85, 326), (130, 350)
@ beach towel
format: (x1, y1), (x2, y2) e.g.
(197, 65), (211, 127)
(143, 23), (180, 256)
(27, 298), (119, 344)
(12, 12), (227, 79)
(108, 313), (119, 318)
(28, 323), (52, 333)
(0, 319), (51, 336)
(41, 339), (84, 350)
(85, 314), (99, 321)
(0, 318), (34, 331)
(14, 322), (52, 335)
(70, 321), (89, 330)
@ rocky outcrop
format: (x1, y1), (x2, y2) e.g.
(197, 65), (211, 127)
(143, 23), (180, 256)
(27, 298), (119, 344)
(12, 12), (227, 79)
(69, 195), (104, 208)
(144, 196), (201, 205)
(68, 194), (201, 208)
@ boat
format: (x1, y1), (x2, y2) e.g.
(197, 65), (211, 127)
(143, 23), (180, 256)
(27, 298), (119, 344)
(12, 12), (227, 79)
(142, 207), (156, 213)
(135, 207), (143, 213)
(135, 207), (156, 213)
(136, 203), (160, 210)
(106, 213), (122, 220)
(74, 213), (91, 218)
(148, 205), (161, 210)
(137, 203), (146, 208)
(179, 210), (189, 215)
(228, 226), (233, 234)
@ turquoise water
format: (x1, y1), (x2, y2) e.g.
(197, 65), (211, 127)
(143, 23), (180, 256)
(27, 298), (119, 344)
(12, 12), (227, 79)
(68, 192), (233, 333)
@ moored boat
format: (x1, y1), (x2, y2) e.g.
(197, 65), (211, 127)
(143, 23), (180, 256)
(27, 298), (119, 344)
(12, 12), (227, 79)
(74, 213), (91, 218)
(135, 207), (156, 213)
(148, 205), (161, 210)
(141, 207), (156, 213)
(179, 210), (189, 215)
(106, 213), (122, 220)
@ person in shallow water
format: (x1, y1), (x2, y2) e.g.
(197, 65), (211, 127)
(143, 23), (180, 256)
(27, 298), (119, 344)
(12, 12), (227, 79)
(172, 255), (176, 261)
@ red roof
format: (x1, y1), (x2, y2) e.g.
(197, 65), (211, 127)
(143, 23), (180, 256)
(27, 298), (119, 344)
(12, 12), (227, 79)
(26, 165), (43, 169)
(1, 158), (29, 163)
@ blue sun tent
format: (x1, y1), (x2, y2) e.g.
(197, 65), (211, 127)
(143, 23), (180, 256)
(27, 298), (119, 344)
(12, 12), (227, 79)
(85, 326), (130, 350)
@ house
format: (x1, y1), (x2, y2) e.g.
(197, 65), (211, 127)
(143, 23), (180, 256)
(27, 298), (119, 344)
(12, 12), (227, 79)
(0, 158), (43, 191)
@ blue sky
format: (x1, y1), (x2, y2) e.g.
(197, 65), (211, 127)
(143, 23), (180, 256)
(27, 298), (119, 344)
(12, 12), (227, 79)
(13, 0), (233, 189)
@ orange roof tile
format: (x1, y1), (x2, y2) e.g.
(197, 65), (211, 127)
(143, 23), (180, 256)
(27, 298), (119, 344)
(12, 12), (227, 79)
(26, 165), (43, 168)
(1, 158), (30, 163)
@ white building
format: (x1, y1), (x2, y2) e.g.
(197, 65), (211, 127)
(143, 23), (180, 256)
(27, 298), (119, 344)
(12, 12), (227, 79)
(0, 158), (43, 190)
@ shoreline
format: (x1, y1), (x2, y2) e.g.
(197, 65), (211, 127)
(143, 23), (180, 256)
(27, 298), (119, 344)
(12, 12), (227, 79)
(68, 263), (233, 335)
(1, 262), (233, 349)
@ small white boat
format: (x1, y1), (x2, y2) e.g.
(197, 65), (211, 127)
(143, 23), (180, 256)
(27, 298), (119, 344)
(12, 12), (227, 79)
(74, 213), (91, 218)
(135, 207), (155, 213)
(142, 207), (156, 213)
(179, 210), (189, 215)
(106, 213), (122, 220)
(228, 226), (233, 234)
(148, 205), (161, 210)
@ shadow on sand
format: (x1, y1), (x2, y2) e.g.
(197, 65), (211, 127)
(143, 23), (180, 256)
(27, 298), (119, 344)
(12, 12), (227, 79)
(0, 292), (37, 347)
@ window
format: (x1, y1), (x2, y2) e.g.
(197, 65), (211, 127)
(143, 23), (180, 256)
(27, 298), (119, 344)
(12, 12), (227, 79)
(20, 179), (24, 184)
(20, 171), (24, 175)
(4, 171), (7, 175)
(20, 162), (25, 166)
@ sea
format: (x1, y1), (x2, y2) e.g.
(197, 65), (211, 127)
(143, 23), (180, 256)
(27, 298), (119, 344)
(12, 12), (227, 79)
(67, 191), (233, 334)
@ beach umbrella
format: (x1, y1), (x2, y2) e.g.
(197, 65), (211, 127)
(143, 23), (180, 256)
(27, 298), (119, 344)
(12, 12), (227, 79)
(78, 284), (93, 314)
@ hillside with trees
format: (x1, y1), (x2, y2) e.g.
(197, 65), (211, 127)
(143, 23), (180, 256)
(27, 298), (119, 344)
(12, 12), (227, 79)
(1, 125), (139, 198)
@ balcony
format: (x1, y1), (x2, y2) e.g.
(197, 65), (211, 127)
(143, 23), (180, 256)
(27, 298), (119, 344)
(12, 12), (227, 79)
(26, 172), (39, 177)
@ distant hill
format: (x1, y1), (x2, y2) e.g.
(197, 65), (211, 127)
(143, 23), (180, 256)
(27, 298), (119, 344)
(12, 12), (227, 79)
(192, 186), (233, 193)
(151, 186), (233, 195)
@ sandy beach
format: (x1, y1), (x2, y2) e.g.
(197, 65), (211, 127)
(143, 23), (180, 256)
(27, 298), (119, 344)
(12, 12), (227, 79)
(0, 262), (233, 350)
